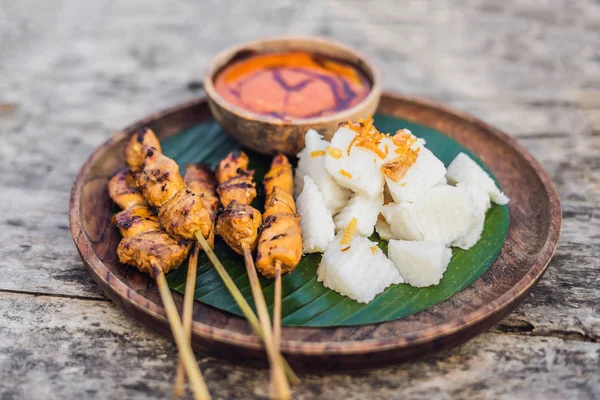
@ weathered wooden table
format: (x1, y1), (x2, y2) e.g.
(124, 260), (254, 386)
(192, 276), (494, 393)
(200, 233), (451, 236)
(1, 1), (598, 399)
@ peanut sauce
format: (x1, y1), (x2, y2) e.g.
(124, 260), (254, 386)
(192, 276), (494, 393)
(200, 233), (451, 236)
(214, 51), (372, 120)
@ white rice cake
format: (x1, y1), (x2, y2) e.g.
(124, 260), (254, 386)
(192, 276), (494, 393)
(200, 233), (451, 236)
(375, 216), (394, 240)
(381, 185), (481, 246)
(324, 127), (391, 198)
(388, 240), (452, 287)
(317, 233), (403, 303)
(403, 185), (481, 245)
(296, 176), (335, 253)
(446, 152), (509, 205)
(295, 129), (351, 213)
(380, 203), (424, 241)
(334, 193), (383, 236)
(451, 183), (491, 250)
(459, 182), (491, 214)
(385, 146), (447, 203)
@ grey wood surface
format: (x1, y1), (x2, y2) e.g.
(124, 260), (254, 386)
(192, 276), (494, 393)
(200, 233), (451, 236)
(1, 0), (599, 399)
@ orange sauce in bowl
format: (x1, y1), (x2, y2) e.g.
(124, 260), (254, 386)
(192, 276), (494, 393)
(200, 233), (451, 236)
(214, 52), (372, 120)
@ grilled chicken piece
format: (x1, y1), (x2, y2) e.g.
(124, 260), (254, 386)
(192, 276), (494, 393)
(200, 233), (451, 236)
(256, 214), (302, 278)
(135, 147), (214, 244)
(117, 231), (191, 276)
(112, 132), (196, 277)
(184, 163), (220, 214)
(215, 151), (249, 183)
(113, 205), (161, 238)
(158, 189), (212, 241)
(108, 169), (147, 209)
(215, 151), (257, 207)
(256, 155), (303, 278)
(263, 154), (294, 197)
(263, 187), (296, 220)
(215, 201), (262, 254)
(136, 147), (185, 208)
(216, 170), (257, 207)
(184, 163), (219, 248)
(124, 128), (162, 173)
(214, 152), (261, 254)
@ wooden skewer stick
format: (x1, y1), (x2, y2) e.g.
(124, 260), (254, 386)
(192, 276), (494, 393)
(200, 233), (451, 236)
(194, 232), (299, 385)
(153, 265), (211, 400)
(273, 260), (283, 352)
(241, 243), (290, 400)
(173, 244), (200, 398)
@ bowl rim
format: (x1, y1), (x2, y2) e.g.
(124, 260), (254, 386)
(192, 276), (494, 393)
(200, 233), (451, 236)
(203, 35), (382, 126)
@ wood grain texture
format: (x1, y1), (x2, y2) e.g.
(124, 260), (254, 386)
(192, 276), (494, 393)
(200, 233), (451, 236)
(1, 0), (599, 398)
(2, 292), (599, 400)
(69, 93), (561, 368)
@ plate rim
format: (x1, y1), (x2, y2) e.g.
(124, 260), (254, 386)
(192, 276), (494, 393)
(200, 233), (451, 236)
(69, 91), (561, 358)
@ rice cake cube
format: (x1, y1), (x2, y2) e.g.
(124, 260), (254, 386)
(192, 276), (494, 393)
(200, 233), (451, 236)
(388, 240), (452, 287)
(297, 176), (335, 253)
(318, 233), (403, 303)
(446, 152), (509, 205)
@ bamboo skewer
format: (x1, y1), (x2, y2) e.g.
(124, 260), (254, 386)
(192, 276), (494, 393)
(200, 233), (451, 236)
(173, 244), (200, 398)
(242, 244), (290, 400)
(115, 131), (211, 398)
(255, 154), (300, 388)
(195, 234), (299, 385)
(153, 265), (211, 400)
(273, 260), (283, 352)
(210, 151), (296, 394)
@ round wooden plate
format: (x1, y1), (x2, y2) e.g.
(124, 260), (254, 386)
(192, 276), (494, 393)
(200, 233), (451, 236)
(69, 93), (561, 370)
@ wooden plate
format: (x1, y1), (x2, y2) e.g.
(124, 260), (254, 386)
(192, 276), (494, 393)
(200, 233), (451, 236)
(69, 93), (561, 370)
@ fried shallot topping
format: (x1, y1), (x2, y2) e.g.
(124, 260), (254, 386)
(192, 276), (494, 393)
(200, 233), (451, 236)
(380, 129), (420, 182)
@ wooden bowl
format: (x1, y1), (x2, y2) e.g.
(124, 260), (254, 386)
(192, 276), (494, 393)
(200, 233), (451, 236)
(203, 36), (382, 155)
(69, 93), (561, 370)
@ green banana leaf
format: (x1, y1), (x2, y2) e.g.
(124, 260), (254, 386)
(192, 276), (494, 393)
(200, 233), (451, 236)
(164, 114), (509, 327)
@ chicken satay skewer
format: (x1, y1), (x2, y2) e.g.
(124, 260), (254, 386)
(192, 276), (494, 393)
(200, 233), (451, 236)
(125, 129), (202, 398)
(108, 159), (210, 400)
(125, 131), (299, 395)
(257, 155), (302, 355)
(192, 231), (298, 384)
(126, 129), (217, 397)
(135, 145), (293, 398)
(125, 129), (213, 399)
(174, 164), (220, 398)
(214, 152), (291, 399)
(132, 143), (297, 385)
(132, 143), (218, 400)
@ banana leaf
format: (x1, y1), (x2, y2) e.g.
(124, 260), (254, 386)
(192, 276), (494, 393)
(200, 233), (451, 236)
(164, 114), (509, 327)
